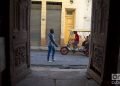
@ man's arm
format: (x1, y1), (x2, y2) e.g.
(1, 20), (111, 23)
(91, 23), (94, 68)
(49, 34), (58, 47)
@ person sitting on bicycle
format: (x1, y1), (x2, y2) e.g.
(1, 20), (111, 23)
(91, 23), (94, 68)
(82, 36), (89, 52)
(73, 31), (80, 49)
(82, 36), (88, 46)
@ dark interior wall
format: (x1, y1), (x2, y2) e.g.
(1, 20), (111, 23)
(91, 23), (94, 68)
(106, 0), (119, 73)
(116, 48), (120, 86)
(103, 0), (120, 85)
(0, 16), (3, 36)
(0, 1), (10, 86)
(0, 1), (9, 37)
(0, 4), (4, 36)
(118, 48), (120, 73)
(0, 1), (5, 37)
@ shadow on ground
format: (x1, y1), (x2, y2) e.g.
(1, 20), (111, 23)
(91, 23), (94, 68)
(17, 66), (99, 86)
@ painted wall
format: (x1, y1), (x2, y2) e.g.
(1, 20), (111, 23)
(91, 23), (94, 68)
(31, 0), (92, 46)
(76, 0), (92, 42)
(32, 0), (92, 30)
(63, 0), (92, 43)
(64, 0), (92, 31)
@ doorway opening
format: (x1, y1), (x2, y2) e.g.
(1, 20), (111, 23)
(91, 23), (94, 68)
(27, 0), (94, 85)
(28, 1), (93, 85)
(30, 0), (91, 69)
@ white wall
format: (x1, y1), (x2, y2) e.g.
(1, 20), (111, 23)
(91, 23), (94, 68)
(31, 0), (92, 31)
(75, 0), (92, 31)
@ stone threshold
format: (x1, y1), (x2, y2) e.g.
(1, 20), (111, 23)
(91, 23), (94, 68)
(31, 64), (88, 69)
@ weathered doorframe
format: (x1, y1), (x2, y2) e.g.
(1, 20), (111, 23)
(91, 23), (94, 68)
(4, 0), (31, 86)
(87, 0), (120, 86)
(11, 0), (30, 85)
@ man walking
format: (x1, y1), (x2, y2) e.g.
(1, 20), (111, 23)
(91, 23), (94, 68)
(47, 28), (58, 62)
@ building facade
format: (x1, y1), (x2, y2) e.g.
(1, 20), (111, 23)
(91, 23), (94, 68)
(30, 0), (92, 48)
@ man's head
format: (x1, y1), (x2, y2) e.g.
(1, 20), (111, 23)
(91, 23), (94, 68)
(74, 31), (77, 34)
(86, 36), (88, 38)
(50, 28), (54, 34)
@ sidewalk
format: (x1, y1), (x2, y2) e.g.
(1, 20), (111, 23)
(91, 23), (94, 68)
(30, 50), (90, 68)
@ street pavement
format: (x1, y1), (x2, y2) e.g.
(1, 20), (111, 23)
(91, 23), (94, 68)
(16, 51), (99, 86)
(30, 50), (90, 68)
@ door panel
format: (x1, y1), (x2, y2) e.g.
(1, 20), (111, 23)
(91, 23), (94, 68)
(65, 10), (75, 44)
(30, 3), (41, 46)
(87, 0), (109, 85)
(46, 4), (61, 45)
(10, 0), (30, 85)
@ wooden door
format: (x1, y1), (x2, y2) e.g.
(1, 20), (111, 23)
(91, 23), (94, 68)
(87, 0), (110, 85)
(10, 0), (31, 85)
(65, 9), (75, 44)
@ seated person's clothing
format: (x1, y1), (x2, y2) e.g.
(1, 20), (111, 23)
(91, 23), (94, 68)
(73, 41), (79, 47)
(73, 34), (79, 48)
(82, 41), (89, 50)
(74, 34), (79, 42)
(82, 40), (87, 46)
(85, 42), (89, 49)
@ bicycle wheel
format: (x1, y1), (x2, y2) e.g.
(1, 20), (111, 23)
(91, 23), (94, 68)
(60, 47), (69, 55)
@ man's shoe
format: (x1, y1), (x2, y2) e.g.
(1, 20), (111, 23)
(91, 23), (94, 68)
(48, 60), (52, 62)
(52, 59), (55, 62)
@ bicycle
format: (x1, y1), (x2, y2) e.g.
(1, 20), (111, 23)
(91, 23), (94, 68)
(60, 29), (90, 56)
(60, 40), (88, 55)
